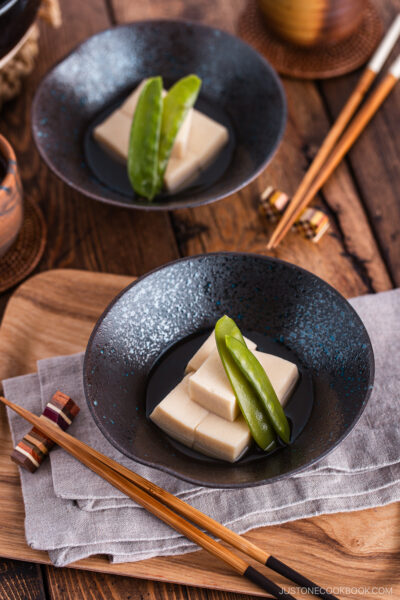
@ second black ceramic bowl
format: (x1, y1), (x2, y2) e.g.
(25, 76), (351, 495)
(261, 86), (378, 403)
(84, 253), (374, 487)
(32, 20), (286, 210)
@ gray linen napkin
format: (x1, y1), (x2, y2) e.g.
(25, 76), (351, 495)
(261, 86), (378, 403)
(4, 289), (400, 566)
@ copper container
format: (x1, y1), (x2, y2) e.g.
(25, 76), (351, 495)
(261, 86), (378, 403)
(258, 0), (365, 47)
(0, 134), (23, 257)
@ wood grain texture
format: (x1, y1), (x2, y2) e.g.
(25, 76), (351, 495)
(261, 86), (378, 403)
(44, 568), (253, 600)
(319, 0), (400, 287)
(0, 559), (46, 600)
(0, 270), (398, 600)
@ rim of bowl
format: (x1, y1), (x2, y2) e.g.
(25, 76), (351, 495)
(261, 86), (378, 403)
(83, 252), (375, 488)
(32, 19), (287, 212)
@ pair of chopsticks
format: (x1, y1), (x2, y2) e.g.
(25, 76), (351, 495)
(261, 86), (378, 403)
(1, 395), (340, 600)
(267, 15), (400, 249)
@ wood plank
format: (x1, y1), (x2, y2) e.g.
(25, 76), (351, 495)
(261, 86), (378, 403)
(319, 0), (400, 286)
(0, 559), (46, 600)
(44, 567), (252, 600)
(111, 0), (392, 297)
(0, 269), (398, 600)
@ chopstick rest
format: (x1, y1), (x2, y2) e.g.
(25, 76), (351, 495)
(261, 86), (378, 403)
(11, 390), (79, 472)
(259, 186), (290, 222)
(293, 207), (330, 243)
(259, 186), (330, 243)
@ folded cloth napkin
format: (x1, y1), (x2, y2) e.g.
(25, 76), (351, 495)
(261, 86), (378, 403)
(4, 289), (400, 566)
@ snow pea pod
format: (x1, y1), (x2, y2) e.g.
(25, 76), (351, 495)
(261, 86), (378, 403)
(158, 74), (201, 180)
(215, 316), (277, 452)
(225, 335), (291, 444)
(128, 76), (163, 200)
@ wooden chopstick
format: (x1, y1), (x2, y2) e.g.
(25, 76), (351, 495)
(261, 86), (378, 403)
(267, 15), (400, 250)
(42, 422), (339, 600)
(1, 397), (294, 600)
(1, 396), (340, 600)
(268, 54), (400, 249)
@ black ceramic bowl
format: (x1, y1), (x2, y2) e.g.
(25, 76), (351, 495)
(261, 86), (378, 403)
(0, 0), (40, 61)
(84, 253), (374, 488)
(32, 20), (286, 211)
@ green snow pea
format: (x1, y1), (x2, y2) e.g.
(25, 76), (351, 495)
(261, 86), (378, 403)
(128, 77), (163, 200)
(225, 335), (291, 444)
(215, 316), (277, 452)
(158, 74), (202, 180)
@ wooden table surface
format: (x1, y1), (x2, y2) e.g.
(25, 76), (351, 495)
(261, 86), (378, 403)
(0, 0), (399, 598)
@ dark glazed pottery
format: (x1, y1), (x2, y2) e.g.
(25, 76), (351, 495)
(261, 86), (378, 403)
(0, 0), (41, 61)
(84, 253), (374, 488)
(32, 20), (286, 211)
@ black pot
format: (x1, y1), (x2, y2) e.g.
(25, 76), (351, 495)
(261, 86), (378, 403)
(0, 0), (41, 61)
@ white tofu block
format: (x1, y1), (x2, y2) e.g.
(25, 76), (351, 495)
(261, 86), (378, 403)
(164, 152), (200, 193)
(258, 352), (299, 408)
(164, 111), (229, 192)
(93, 110), (132, 163)
(173, 109), (193, 159)
(193, 413), (251, 463)
(119, 80), (147, 117)
(185, 332), (257, 373)
(149, 377), (208, 446)
(119, 81), (193, 159)
(188, 110), (229, 170)
(189, 349), (238, 421)
(189, 348), (299, 421)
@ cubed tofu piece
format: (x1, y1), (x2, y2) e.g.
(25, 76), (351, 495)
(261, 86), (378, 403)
(188, 110), (229, 170)
(189, 348), (299, 421)
(259, 352), (299, 407)
(163, 111), (229, 193)
(93, 110), (132, 162)
(149, 376), (208, 446)
(193, 413), (251, 462)
(119, 80), (193, 159)
(189, 349), (238, 421)
(185, 332), (257, 373)
(164, 152), (200, 193)
(119, 80), (147, 117)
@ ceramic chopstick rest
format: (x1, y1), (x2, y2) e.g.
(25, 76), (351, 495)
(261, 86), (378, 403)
(259, 186), (290, 223)
(293, 207), (330, 243)
(259, 186), (330, 243)
(11, 390), (79, 472)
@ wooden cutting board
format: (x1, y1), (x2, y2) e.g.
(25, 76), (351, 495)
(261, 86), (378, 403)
(0, 269), (398, 599)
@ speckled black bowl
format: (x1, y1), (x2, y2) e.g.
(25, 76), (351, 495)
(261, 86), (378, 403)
(31, 20), (286, 211)
(84, 253), (374, 488)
